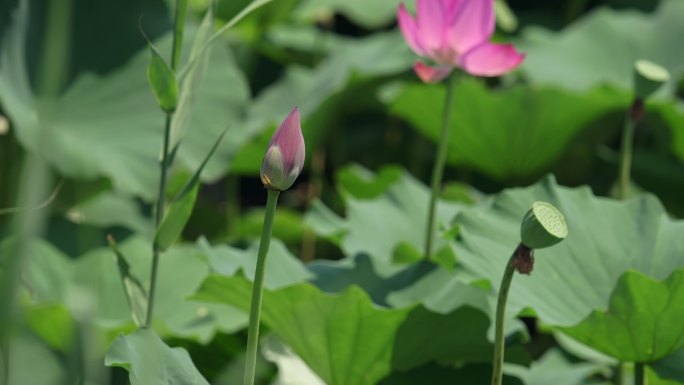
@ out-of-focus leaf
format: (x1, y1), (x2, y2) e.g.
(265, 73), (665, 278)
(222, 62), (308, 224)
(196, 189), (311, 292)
(304, 200), (347, 245)
(336, 164), (403, 199)
(23, 304), (75, 351)
(652, 349), (684, 383)
(322, 165), (461, 264)
(520, 0), (684, 94)
(0, 16), (248, 199)
(378, 362), (524, 385)
(7, 333), (66, 385)
(390, 79), (627, 181)
(2, 238), (73, 303)
(239, 208), (308, 243)
(653, 101), (684, 164)
(64, 191), (153, 235)
(294, 0), (403, 29)
(505, 349), (609, 385)
(197, 237), (312, 290)
(105, 328), (209, 385)
(77, 237), (247, 342)
(10, 236), (247, 343)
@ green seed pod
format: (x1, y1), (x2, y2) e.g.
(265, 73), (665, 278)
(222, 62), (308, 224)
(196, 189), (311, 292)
(633, 59), (669, 100)
(520, 201), (568, 249)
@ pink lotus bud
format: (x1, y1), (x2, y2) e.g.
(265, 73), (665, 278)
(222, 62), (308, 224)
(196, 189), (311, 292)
(260, 107), (306, 191)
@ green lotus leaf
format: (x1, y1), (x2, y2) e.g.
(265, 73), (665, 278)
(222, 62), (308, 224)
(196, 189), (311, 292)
(451, 175), (684, 361)
(520, 0), (684, 94)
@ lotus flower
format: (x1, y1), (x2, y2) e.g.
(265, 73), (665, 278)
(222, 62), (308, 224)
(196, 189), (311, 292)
(260, 107), (306, 191)
(398, 0), (525, 83)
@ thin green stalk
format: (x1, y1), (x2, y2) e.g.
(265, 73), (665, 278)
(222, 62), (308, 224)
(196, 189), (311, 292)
(634, 362), (645, 385)
(424, 75), (457, 259)
(490, 249), (518, 385)
(612, 362), (623, 385)
(145, 0), (186, 328)
(617, 113), (636, 200)
(243, 189), (280, 385)
(145, 113), (172, 328)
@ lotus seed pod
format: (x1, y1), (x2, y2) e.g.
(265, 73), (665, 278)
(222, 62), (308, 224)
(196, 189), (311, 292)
(633, 59), (670, 99)
(520, 201), (568, 249)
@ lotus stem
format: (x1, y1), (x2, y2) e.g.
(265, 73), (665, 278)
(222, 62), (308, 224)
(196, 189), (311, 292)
(243, 189), (280, 385)
(491, 245), (525, 385)
(634, 362), (645, 385)
(617, 99), (643, 200)
(424, 74), (456, 259)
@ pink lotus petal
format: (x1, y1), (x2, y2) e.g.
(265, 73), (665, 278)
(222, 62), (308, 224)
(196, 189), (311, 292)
(269, 107), (305, 172)
(448, 0), (495, 54)
(397, 4), (426, 56)
(416, 0), (447, 54)
(441, 0), (462, 24)
(459, 42), (525, 77)
(414, 61), (453, 83)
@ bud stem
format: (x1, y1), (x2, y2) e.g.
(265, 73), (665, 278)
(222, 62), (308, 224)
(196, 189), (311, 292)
(424, 74), (457, 259)
(243, 189), (280, 385)
(145, 0), (187, 328)
(617, 99), (639, 200)
(490, 244), (522, 385)
(634, 362), (645, 385)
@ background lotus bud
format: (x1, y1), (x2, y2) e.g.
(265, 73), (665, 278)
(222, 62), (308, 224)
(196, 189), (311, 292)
(260, 107), (305, 191)
(520, 201), (568, 249)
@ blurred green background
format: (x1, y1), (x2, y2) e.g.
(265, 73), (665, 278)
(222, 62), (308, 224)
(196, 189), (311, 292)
(0, 0), (683, 384)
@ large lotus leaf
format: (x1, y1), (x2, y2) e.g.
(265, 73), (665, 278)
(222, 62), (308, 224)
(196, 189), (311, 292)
(196, 237), (313, 290)
(652, 348), (684, 383)
(196, 275), (409, 385)
(306, 165), (461, 264)
(451, 176), (684, 359)
(506, 349), (609, 385)
(561, 270), (684, 362)
(649, 366), (684, 385)
(7, 333), (67, 385)
(194, 274), (504, 385)
(4, 236), (247, 343)
(520, 0), (684, 93)
(0, 3), (249, 200)
(65, 191), (153, 236)
(390, 79), (627, 181)
(377, 362), (524, 385)
(23, 304), (75, 352)
(654, 101), (684, 164)
(2, 238), (73, 303)
(294, 0), (403, 29)
(77, 237), (257, 342)
(105, 328), (209, 385)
